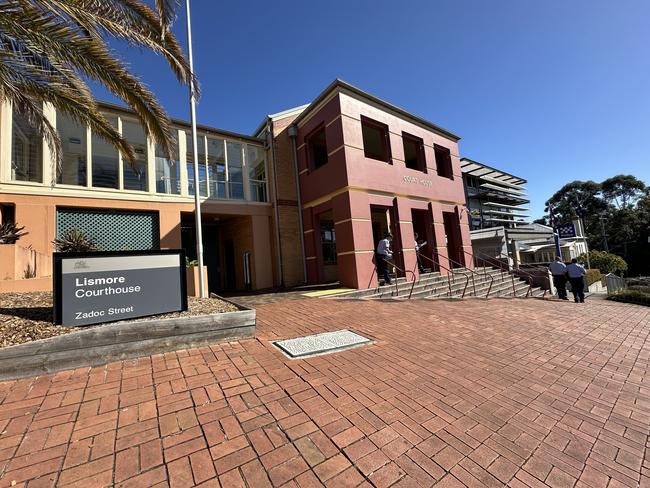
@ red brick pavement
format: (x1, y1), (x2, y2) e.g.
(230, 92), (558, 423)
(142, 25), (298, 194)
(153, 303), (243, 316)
(0, 297), (649, 487)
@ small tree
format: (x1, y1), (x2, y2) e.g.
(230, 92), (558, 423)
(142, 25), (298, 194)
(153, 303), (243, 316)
(577, 250), (628, 275)
(53, 229), (99, 253)
(0, 222), (28, 244)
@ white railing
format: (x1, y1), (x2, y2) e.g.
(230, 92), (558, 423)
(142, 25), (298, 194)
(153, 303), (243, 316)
(605, 274), (626, 295)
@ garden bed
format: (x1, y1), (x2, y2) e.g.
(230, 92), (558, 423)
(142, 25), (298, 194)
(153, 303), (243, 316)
(0, 292), (254, 380)
(0, 292), (239, 348)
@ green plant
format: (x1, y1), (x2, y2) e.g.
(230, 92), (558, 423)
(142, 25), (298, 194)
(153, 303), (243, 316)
(608, 289), (650, 307)
(578, 250), (628, 275)
(185, 257), (198, 268)
(585, 269), (604, 287)
(0, 221), (28, 244)
(628, 285), (650, 294)
(53, 229), (99, 252)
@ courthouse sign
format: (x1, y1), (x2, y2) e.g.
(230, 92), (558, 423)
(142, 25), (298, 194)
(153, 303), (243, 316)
(53, 250), (187, 326)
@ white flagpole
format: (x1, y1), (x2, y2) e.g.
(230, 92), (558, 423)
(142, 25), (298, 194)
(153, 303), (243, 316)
(185, 0), (206, 298)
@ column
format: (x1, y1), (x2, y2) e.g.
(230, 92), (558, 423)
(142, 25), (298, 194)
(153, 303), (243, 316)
(429, 202), (451, 274)
(393, 197), (418, 279)
(332, 191), (374, 289)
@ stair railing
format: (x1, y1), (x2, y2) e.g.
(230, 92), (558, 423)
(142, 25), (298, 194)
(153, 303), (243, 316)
(369, 254), (417, 299)
(414, 253), (456, 298)
(416, 253), (493, 298)
(461, 249), (516, 296)
(466, 250), (546, 298)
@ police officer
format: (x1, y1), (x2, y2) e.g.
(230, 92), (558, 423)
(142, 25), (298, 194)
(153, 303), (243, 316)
(548, 256), (568, 300)
(566, 258), (586, 303)
(376, 233), (393, 285)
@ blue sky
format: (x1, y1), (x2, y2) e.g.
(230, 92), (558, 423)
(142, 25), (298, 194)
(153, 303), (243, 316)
(93, 0), (650, 219)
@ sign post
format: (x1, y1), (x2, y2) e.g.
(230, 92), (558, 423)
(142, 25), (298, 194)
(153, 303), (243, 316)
(53, 250), (187, 326)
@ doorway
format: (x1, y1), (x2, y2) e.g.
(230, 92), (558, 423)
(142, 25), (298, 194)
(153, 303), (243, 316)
(181, 214), (222, 294)
(411, 208), (437, 271)
(443, 210), (465, 268)
(371, 205), (404, 276)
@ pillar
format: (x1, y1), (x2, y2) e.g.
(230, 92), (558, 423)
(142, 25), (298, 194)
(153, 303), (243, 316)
(332, 192), (374, 289)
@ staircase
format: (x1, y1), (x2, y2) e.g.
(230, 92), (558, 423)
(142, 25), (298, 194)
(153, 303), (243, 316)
(330, 266), (546, 301)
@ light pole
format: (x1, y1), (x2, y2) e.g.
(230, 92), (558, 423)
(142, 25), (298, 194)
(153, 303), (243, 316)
(576, 205), (591, 269)
(185, 0), (206, 298)
(599, 214), (609, 252)
(547, 205), (562, 259)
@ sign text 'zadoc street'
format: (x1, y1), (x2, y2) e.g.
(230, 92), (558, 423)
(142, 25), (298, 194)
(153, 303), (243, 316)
(53, 250), (187, 326)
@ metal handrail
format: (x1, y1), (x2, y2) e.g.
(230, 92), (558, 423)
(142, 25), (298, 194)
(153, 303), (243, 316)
(416, 253), (464, 298)
(417, 252), (494, 298)
(368, 254), (417, 299)
(467, 250), (547, 298)
(461, 249), (516, 296)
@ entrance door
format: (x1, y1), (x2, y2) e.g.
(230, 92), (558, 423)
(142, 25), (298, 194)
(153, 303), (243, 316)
(203, 224), (220, 294)
(412, 208), (437, 271)
(443, 211), (465, 268)
(224, 240), (236, 289)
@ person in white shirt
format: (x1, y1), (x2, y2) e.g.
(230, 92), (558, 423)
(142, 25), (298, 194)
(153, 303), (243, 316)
(414, 233), (426, 274)
(566, 258), (587, 303)
(548, 256), (568, 300)
(376, 233), (393, 285)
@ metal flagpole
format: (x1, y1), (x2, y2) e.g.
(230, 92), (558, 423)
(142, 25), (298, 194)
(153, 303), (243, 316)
(185, 0), (206, 298)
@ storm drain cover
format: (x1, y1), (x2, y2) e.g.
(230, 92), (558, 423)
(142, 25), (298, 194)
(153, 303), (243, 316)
(273, 329), (372, 358)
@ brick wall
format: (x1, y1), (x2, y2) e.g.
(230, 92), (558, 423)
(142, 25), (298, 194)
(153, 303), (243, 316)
(270, 114), (306, 287)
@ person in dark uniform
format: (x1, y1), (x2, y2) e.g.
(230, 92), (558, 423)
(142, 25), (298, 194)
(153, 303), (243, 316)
(376, 233), (393, 285)
(548, 256), (568, 300)
(566, 258), (586, 303)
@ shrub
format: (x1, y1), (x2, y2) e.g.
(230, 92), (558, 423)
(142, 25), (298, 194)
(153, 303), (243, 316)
(185, 257), (198, 268)
(578, 250), (628, 275)
(609, 289), (650, 307)
(0, 222), (28, 244)
(53, 229), (99, 253)
(628, 285), (650, 294)
(585, 269), (604, 287)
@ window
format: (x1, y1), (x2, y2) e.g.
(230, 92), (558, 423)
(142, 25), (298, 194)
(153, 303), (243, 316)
(361, 116), (390, 162)
(0, 204), (15, 225)
(320, 220), (337, 264)
(155, 133), (180, 194)
(186, 134), (207, 196)
(402, 132), (426, 172)
(57, 113), (87, 186)
(306, 126), (328, 169)
(122, 120), (148, 191)
(11, 111), (42, 183)
(92, 115), (119, 188)
(434, 144), (453, 179)
(207, 137), (226, 198)
(247, 145), (267, 202)
(226, 142), (244, 200)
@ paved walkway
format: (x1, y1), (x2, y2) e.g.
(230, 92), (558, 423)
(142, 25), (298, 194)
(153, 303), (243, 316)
(0, 298), (649, 487)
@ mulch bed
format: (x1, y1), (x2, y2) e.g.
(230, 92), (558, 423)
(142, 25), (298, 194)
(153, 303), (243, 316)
(0, 292), (240, 348)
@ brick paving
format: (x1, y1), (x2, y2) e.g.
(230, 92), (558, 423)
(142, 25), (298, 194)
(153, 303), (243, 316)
(0, 297), (649, 487)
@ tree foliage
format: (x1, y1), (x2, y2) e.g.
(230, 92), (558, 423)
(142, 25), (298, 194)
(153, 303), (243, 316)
(0, 0), (195, 182)
(544, 175), (649, 276)
(577, 250), (628, 275)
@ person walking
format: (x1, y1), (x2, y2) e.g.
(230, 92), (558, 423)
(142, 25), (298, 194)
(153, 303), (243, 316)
(549, 255), (568, 300)
(376, 233), (393, 285)
(566, 258), (586, 303)
(414, 233), (427, 274)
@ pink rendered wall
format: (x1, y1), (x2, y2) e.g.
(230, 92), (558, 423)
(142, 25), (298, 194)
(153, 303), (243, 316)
(296, 89), (472, 288)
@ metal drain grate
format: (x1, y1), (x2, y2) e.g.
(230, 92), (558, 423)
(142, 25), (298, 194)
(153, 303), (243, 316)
(273, 330), (372, 358)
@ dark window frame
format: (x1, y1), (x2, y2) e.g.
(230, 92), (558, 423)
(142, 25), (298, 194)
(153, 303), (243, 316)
(361, 116), (392, 163)
(402, 132), (427, 173)
(305, 124), (329, 171)
(319, 220), (337, 265)
(434, 144), (454, 180)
